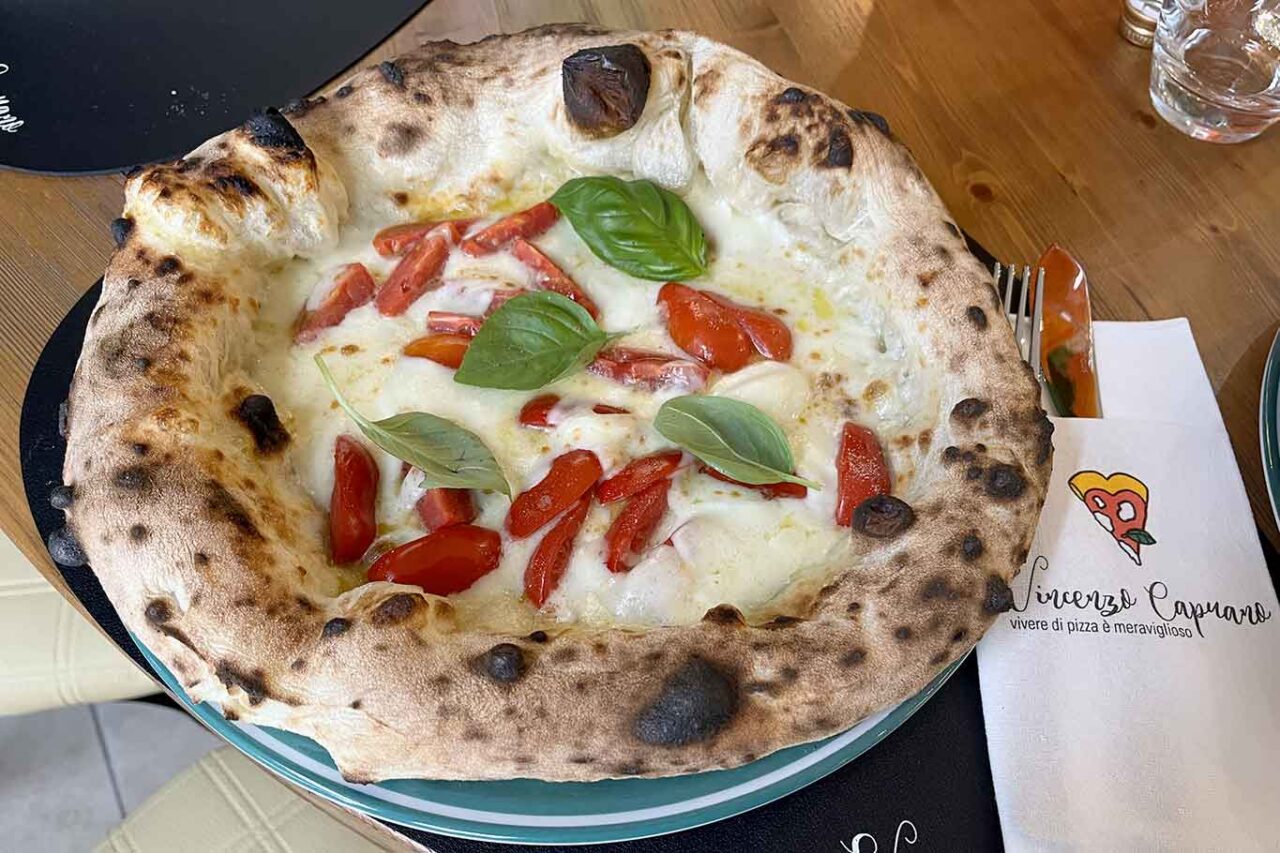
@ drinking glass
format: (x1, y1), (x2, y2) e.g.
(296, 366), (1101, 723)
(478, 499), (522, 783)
(1150, 0), (1280, 142)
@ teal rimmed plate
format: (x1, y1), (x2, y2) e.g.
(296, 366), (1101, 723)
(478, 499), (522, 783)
(133, 636), (965, 845)
(1259, 329), (1280, 530)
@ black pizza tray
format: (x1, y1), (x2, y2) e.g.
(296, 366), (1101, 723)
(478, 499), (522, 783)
(20, 239), (1009, 851)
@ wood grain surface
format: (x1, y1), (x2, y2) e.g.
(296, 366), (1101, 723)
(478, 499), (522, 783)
(4, 0), (1279, 609)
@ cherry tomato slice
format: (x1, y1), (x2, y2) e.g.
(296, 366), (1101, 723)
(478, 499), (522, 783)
(367, 524), (502, 594)
(592, 404), (630, 415)
(460, 202), (559, 256)
(295, 264), (376, 343)
(511, 238), (600, 319)
(834, 422), (890, 526)
(330, 435), (379, 563)
(702, 466), (807, 499)
(597, 450), (683, 504)
(485, 287), (528, 314)
(604, 479), (671, 573)
(403, 333), (471, 369)
(415, 488), (478, 533)
(588, 347), (710, 391)
(375, 223), (461, 316)
(507, 449), (603, 538)
(373, 222), (434, 257)
(705, 292), (793, 361)
(658, 282), (753, 372)
(518, 394), (560, 430)
(523, 494), (591, 608)
(426, 311), (483, 337)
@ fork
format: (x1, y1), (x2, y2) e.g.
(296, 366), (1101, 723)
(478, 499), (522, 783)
(992, 262), (1055, 414)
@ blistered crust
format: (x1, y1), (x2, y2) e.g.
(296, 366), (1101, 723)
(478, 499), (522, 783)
(63, 24), (1050, 782)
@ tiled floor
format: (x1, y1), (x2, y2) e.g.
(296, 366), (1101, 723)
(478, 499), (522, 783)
(0, 700), (221, 851)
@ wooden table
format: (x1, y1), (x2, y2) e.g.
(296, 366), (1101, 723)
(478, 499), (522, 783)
(4, 0), (1280, 606)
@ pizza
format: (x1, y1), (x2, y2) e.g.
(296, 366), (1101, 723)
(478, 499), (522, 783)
(53, 25), (1052, 782)
(1068, 471), (1153, 565)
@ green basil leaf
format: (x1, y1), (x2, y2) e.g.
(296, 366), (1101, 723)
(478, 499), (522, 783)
(315, 355), (510, 495)
(454, 291), (610, 391)
(654, 395), (819, 489)
(1123, 528), (1156, 546)
(550, 176), (709, 281)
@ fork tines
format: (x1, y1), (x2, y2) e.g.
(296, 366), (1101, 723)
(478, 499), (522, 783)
(991, 262), (1046, 370)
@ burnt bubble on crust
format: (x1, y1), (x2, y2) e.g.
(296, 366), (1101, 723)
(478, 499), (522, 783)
(322, 618), (351, 638)
(984, 575), (1015, 614)
(378, 60), (405, 88)
(951, 398), (990, 422)
(474, 643), (526, 684)
(561, 44), (651, 138)
(633, 656), (739, 746)
(851, 495), (916, 539)
(233, 394), (290, 454)
(847, 108), (891, 136)
(49, 484), (75, 510)
(109, 217), (134, 248)
(966, 306), (988, 330)
(214, 660), (269, 705)
(985, 463), (1027, 500)
(242, 108), (306, 152)
(48, 527), (87, 566)
(961, 534), (984, 561)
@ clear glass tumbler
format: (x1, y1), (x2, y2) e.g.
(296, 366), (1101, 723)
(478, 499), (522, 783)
(1150, 0), (1280, 142)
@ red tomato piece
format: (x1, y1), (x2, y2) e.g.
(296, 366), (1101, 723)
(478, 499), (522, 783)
(518, 394), (560, 430)
(460, 202), (560, 256)
(375, 224), (460, 316)
(329, 435), (379, 564)
(485, 287), (529, 314)
(523, 495), (591, 608)
(588, 347), (710, 391)
(507, 449), (603, 538)
(597, 450), (683, 504)
(592, 403), (630, 415)
(295, 264), (376, 343)
(705, 292), (793, 361)
(366, 524), (502, 594)
(657, 282), (753, 372)
(604, 479), (671, 572)
(403, 333), (471, 369)
(415, 488), (478, 533)
(701, 466), (807, 500)
(834, 422), (891, 526)
(374, 219), (476, 257)
(426, 311), (483, 337)
(510, 238), (600, 319)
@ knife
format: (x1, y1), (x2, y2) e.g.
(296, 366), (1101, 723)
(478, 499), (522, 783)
(1034, 243), (1102, 418)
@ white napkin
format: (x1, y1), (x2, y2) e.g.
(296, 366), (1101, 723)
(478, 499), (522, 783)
(977, 319), (1280, 851)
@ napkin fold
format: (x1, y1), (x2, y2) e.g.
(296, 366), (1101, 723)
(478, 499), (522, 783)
(977, 320), (1280, 851)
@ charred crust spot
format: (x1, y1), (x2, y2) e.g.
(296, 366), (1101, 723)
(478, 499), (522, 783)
(128, 524), (149, 543)
(377, 122), (424, 158)
(429, 674), (452, 690)
(961, 534), (984, 561)
(985, 463), (1027, 500)
(392, 191), (409, 206)
(412, 91), (431, 105)
(243, 108), (306, 152)
(702, 604), (746, 626)
(209, 173), (260, 198)
(779, 666), (799, 683)
(131, 442), (149, 456)
(847, 600), (862, 616)
(921, 578), (950, 600)
(930, 651), (948, 665)
(194, 552), (209, 566)
(634, 657), (739, 747)
(562, 44), (651, 138)
(156, 256), (181, 276)
(821, 127), (853, 169)
(966, 465), (984, 480)
(952, 628), (968, 643)
(322, 614), (353, 635)
(233, 394), (290, 454)
(49, 484), (75, 510)
(371, 593), (420, 626)
(847, 108), (890, 136)
(114, 465), (153, 492)
(839, 648), (866, 667)
(133, 357), (151, 372)
(1035, 411), (1055, 465)
(336, 85), (353, 98)
(851, 495), (915, 539)
(894, 626), (913, 641)
(984, 575), (1015, 614)
(768, 134), (800, 155)
(144, 599), (173, 624)
(223, 709), (239, 721)
(765, 615), (803, 628)
(203, 482), (260, 539)
(776, 86), (808, 103)
(281, 96), (325, 116)
(110, 217), (134, 248)
(291, 659), (307, 672)
(474, 643), (526, 684)
(569, 755), (595, 765)
(214, 661), (268, 705)
(527, 630), (549, 643)
(952, 398), (991, 422)
(615, 761), (647, 776)
(378, 60), (405, 88)
(294, 596), (316, 614)
(966, 305), (988, 329)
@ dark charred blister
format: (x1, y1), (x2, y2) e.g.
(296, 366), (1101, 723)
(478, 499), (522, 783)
(633, 656), (739, 746)
(562, 44), (651, 138)
(851, 495), (916, 539)
(243, 108), (306, 152)
(234, 394), (290, 454)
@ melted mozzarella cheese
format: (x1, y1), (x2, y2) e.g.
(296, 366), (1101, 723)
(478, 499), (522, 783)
(247, 177), (936, 628)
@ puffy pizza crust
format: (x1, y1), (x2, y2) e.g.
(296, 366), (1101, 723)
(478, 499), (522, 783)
(62, 24), (1051, 782)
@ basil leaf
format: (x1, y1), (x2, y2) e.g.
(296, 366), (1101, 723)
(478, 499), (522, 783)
(454, 291), (610, 391)
(550, 176), (709, 281)
(1123, 528), (1156, 546)
(654, 395), (819, 489)
(315, 355), (510, 495)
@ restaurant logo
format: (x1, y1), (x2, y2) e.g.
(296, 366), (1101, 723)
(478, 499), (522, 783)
(1068, 470), (1156, 565)
(0, 64), (24, 134)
